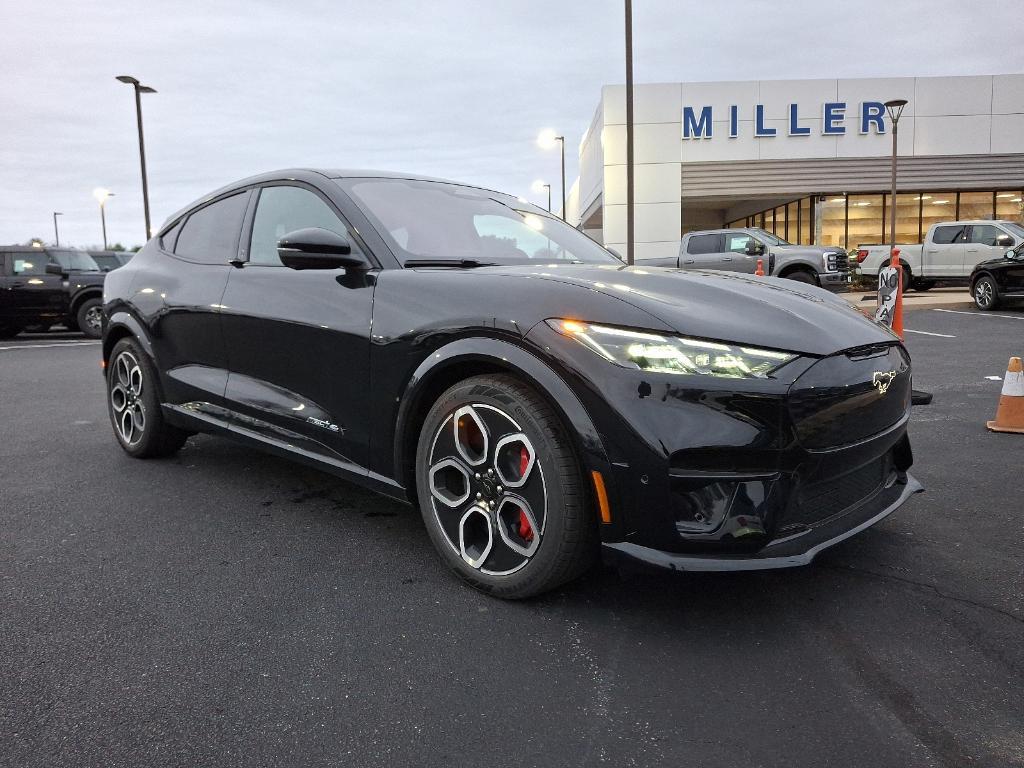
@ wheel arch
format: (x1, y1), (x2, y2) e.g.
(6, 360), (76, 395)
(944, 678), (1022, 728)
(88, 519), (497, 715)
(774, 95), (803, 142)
(393, 337), (615, 514)
(69, 288), (103, 317)
(103, 309), (156, 367)
(777, 263), (820, 282)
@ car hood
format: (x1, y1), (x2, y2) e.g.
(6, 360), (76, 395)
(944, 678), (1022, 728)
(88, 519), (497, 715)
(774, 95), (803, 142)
(485, 264), (895, 356)
(771, 244), (836, 256)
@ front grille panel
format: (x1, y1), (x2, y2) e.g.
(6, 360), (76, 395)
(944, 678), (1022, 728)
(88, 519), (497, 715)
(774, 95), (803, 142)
(788, 455), (890, 528)
(788, 345), (910, 450)
(834, 252), (849, 272)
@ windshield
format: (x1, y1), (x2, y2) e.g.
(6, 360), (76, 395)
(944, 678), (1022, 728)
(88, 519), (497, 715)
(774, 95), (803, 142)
(338, 178), (620, 266)
(748, 228), (791, 246)
(49, 249), (101, 272)
(1003, 222), (1024, 239)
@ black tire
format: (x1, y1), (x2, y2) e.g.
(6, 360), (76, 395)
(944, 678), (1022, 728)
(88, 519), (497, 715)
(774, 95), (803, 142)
(783, 270), (817, 285)
(414, 374), (597, 599)
(900, 265), (912, 293)
(107, 337), (189, 458)
(972, 275), (1000, 311)
(0, 324), (23, 340)
(76, 298), (103, 339)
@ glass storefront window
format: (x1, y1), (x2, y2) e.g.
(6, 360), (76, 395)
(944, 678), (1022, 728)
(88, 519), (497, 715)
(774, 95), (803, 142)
(798, 197), (812, 244)
(995, 192), (1023, 224)
(819, 196), (846, 248)
(785, 202), (797, 241)
(847, 194), (884, 246)
(764, 208), (774, 235)
(920, 192), (956, 239)
(881, 193), (922, 244)
(959, 191), (994, 221)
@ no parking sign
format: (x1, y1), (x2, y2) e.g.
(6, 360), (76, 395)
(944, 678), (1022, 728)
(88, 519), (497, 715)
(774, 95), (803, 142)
(875, 263), (899, 328)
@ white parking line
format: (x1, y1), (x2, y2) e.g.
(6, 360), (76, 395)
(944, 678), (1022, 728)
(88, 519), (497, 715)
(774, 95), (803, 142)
(933, 308), (1024, 321)
(904, 329), (956, 338)
(0, 341), (99, 351)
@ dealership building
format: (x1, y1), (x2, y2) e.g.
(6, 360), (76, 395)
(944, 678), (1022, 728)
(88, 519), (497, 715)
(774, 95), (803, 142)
(565, 74), (1024, 262)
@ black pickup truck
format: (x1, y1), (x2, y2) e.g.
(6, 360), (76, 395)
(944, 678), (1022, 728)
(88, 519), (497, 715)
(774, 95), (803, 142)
(0, 246), (107, 339)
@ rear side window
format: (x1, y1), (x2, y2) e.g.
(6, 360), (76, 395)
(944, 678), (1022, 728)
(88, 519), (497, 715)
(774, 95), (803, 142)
(174, 193), (249, 264)
(931, 225), (966, 245)
(160, 219), (184, 252)
(11, 251), (46, 275)
(686, 234), (722, 255)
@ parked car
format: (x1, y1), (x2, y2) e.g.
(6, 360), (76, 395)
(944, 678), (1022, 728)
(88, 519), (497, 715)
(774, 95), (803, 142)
(641, 228), (851, 290)
(89, 250), (134, 272)
(0, 246), (106, 339)
(970, 240), (1024, 310)
(102, 168), (922, 598)
(856, 220), (1024, 291)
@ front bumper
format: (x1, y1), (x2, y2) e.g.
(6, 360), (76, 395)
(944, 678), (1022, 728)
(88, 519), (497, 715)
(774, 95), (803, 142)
(819, 270), (852, 291)
(602, 472), (922, 572)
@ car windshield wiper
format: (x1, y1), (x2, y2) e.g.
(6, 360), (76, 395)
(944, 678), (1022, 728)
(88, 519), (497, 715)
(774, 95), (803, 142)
(403, 258), (500, 268)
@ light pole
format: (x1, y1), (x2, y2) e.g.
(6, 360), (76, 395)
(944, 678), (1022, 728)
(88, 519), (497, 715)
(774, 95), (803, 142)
(884, 99), (908, 260)
(624, 0), (635, 265)
(537, 129), (566, 221)
(116, 75), (157, 242)
(532, 180), (552, 212)
(93, 188), (115, 249)
(53, 212), (63, 247)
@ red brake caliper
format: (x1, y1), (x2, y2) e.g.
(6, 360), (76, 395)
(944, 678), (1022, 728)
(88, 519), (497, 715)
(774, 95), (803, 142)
(516, 446), (534, 542)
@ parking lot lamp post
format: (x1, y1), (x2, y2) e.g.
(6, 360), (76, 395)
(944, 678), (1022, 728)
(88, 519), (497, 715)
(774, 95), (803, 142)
(537, 129), (566, 221)
(624, 0), (634, 265)
(93, 189), (114, 250)
(53, 212), (62, 247)
(532, 180), (552, 212)
(116, 75), (157, 242)
(884, 99), (908, 258)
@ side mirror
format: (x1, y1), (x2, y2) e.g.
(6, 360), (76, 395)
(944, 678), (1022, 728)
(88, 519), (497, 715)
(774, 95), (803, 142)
(744, 239), (764, 256)
(995, 234), (1015, 247)
(45, 263), (66, 276)
(277, 228), (367, 270)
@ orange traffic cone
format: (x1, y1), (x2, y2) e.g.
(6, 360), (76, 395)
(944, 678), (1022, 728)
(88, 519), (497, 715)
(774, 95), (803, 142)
(755, 258), (765, 276)
(890, 248), (904, 339)
(987, 357), (1024, 434)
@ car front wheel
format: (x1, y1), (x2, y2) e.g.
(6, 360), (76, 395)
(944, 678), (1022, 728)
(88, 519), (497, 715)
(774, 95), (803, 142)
(415, 374), (596, 598)
(107, 338), (189, 458)
(76, 298), (103, 339)
(973, 276), (1000, 311)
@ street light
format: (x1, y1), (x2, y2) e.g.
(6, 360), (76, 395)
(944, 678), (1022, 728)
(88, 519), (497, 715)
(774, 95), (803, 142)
(624, 0), (635, 265)
(93, 188), (115, 250)
(531, 179), (552, 212)
(116, 75), (157, 242)
(53, 212), (63, 247)
(536, 129), (566, 221)
(884, 99), (908, 262)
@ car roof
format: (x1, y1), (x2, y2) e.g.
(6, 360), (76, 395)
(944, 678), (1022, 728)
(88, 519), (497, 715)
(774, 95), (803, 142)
(161, 168), (505, 233)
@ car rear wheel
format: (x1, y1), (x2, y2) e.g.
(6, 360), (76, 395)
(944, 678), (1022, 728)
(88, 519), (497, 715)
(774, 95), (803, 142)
(76, 298), (103, 339)
(107, 338), (189, 458)
(973, 276), (1000, 311)
(415, 374), (597, 598)
(0, 323), (23, 340)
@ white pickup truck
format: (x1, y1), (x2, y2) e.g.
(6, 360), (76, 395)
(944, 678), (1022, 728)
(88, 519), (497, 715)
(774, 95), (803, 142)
(856, 220), (1024, 291)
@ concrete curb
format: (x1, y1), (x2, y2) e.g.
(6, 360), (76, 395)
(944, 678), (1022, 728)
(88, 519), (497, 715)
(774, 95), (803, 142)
(842, 291), (974, 313)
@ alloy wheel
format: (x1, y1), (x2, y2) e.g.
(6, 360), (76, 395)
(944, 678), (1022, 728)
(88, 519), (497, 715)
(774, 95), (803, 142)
(110, 350), (146, 445)
(84, 306), (103, 334)
(426, 404), (545, 575)
(975, 280), (994, 309)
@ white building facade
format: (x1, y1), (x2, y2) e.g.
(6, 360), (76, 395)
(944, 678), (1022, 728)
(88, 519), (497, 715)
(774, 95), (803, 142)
(566, 74), (1024, 261)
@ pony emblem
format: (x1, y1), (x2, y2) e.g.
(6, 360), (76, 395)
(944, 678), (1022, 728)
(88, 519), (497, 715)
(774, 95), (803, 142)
(872, 370), (897, 395)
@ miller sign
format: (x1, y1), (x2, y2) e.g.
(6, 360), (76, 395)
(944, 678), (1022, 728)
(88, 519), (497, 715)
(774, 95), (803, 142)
(682, 101), (894, 140)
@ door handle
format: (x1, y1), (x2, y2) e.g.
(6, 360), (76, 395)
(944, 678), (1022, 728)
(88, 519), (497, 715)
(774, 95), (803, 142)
(721, 256), (733, 262)
(682, 259), (695, 264)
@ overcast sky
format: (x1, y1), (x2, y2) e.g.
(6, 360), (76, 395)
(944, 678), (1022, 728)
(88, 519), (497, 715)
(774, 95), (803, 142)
(2, 0), (1022, 248)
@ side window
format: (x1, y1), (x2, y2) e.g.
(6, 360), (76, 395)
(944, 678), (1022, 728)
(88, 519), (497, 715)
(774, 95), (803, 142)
(726, 233), (755, 253)
(11, 251), (46, 275)
(969, 225), (1002, 246)
(686, 234), (722, 255)
(174, 192), (249, 265)
(249, 186), (359, 266)
(932, 225), (966, 245)
(160, 219), (184, 252)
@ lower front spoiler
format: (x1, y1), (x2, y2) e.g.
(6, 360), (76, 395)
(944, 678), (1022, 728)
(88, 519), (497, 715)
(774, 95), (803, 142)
(602, 473), (923, 573)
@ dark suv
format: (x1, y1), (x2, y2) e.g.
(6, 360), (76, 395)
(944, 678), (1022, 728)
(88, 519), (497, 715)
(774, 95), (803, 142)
(0, 246), (106, 339)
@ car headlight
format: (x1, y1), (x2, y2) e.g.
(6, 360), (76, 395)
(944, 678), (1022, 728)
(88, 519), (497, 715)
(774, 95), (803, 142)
(548, 320), (797, 379)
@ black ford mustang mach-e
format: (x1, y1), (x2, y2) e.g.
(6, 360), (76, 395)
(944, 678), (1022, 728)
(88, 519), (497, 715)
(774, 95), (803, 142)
(102, 169), (922, 598)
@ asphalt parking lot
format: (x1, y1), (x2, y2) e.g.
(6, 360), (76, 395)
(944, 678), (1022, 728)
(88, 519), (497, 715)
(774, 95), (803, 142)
(2, 309), (1023, 768)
